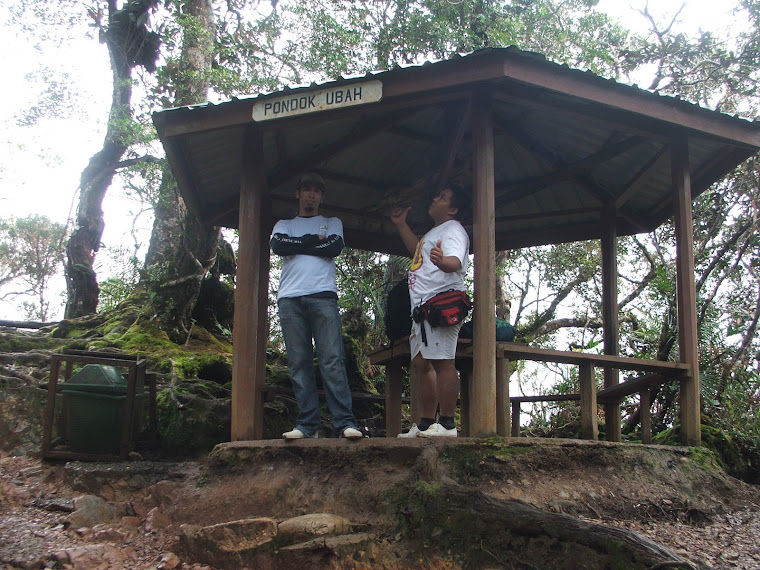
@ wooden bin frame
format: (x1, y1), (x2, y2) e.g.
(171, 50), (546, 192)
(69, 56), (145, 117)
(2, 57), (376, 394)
(42, 350), (155, 461)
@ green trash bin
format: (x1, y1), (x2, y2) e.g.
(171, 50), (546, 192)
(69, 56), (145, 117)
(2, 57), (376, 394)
(61, 364), (145, 454)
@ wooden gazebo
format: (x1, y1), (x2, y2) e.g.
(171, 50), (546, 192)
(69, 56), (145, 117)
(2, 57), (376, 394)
(153, 48), (760, 446)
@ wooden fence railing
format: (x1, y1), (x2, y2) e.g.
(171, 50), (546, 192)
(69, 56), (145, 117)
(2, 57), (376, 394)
(369, 338), (690, 441)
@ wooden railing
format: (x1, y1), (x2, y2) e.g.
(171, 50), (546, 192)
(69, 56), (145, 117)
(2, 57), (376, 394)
(368, 337), (690, 441)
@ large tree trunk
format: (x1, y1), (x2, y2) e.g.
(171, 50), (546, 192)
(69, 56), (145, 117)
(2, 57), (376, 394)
(138, 0), (220, 342)
(64, 0), (159, 318)
(141, 169), (221, 341)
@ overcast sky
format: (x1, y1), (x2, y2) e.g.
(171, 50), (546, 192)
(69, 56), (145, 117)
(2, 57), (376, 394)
(0, 0), (745, 321)
(1, 0), (739, 217)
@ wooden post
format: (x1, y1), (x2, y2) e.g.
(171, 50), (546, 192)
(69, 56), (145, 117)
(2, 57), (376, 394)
(41, 357), (61, 455)
(579, 362), (598, 440)
(640, 389), (652, 444)
(121, 364), (138, 459)
(511, 401), (520, 437)
(385, 362), (402, 437)
(253, 220), (271, 439)
(601, 206), (621, 442)
(410, 363), (421, 426)
(147, 372), (158, 437)
(459, 361), (472, 436)
(496, 356), (510, 436)
(672, 136), (701, 446)
(470, 87), (497, 436)
(231, 128), (268, 441)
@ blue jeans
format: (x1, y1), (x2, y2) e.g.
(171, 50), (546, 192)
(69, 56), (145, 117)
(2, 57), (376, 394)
(278, 295), (357, 436)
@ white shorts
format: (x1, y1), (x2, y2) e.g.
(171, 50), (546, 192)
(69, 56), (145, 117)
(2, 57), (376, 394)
(410, 320), (463, 360)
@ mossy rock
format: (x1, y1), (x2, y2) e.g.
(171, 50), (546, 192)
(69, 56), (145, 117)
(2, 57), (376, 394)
(701, 425), (748, 479)
(156, 380), (231, 457)
(172, 353), (232, 384)
(653, 422), (748, 480)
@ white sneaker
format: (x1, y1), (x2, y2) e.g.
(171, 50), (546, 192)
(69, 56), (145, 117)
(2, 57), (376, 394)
(417, 423), (457, 438)
(397, 423), (420, 438)
(283, 428), (318, 440)
(342, 427), (363, 439)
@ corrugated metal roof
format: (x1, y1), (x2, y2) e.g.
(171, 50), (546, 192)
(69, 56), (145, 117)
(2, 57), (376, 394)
(153, 47), (760, 254)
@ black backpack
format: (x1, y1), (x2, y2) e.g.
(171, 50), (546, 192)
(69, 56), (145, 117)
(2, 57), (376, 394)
(384, 277), (412, 342)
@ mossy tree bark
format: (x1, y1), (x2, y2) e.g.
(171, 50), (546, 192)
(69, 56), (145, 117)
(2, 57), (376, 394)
(137, 0), (221, 343)
(65, 0), (160, 319)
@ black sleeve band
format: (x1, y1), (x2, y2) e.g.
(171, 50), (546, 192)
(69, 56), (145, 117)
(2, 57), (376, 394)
(270, 233), (344, 258)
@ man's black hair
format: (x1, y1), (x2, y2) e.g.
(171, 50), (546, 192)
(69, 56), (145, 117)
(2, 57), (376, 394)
(446, 181), (471, 222)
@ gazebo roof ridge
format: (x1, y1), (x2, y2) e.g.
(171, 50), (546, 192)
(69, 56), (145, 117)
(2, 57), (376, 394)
(153, 47), (760, 255)
(155, 47), (760, 139)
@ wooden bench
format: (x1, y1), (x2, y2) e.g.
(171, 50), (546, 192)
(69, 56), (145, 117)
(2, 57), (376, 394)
(369, 337), (690, 440)
(368, 337), (512, 437)
(261, 385), (411, 405)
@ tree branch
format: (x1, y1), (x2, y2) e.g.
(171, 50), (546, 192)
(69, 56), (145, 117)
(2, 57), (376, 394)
(114, 155), (161, 170)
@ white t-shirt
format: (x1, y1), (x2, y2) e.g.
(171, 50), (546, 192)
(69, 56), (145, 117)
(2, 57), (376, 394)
(408, 219), (469, 307)
(271, 215), (342, 300)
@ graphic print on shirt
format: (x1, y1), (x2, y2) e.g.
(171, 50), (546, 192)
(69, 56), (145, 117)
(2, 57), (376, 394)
(409, 238), (425, 291)
(411, 238), (424, 271)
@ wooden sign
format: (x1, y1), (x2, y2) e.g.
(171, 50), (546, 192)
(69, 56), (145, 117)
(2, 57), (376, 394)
(252, 80), (382, 121)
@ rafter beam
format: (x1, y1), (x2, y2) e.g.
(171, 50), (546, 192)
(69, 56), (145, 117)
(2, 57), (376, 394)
(614, 144), (670, 209)
(207, 107), (423, 223)
(435, 98), (472, 193)
(494, 134), (646, 205)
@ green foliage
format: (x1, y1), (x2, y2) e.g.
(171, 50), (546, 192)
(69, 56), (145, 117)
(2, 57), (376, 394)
(108, 108), (155, 148)
(336, 248), (388, 344)
(6, 2), (95, 127)
(0, 215), (66, 321)
(267, 0), (628, 78)
(99, 246), (142, 313)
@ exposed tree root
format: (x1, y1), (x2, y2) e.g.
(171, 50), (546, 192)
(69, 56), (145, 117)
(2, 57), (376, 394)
(404, 482), (699, 569)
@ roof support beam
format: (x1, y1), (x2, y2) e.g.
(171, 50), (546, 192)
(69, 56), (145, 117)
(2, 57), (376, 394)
(496, 206), (600, 225)
(231, 128), (270, 441)
(208, 108), (422, 224)
(435, 98), (472, 194)
(470, 87), (497, 436)
(493, 91), (676, 145)
(269, 109), (425, 187)
(601, 205), (621, 442)
(671, 136), (701, 446)
(614, 143), (670, 209)
(650, 145), (751, 220)
(494, 135), (645, 206)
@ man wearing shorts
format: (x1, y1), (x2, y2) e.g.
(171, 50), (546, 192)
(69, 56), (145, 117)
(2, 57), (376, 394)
(389, 182), (470, 437)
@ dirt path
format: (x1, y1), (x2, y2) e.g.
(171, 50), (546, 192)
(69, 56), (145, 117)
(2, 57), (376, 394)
(2, 439), (760, 569)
